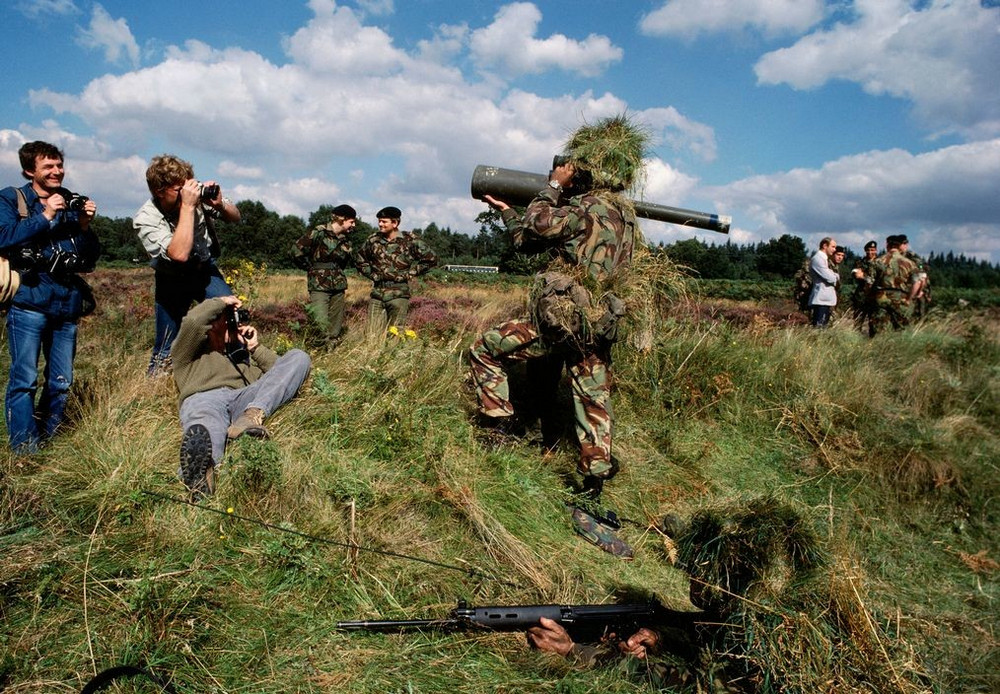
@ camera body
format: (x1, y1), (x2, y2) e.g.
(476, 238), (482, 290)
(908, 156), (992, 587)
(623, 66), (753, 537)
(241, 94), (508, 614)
(199, 183), (220, 203)
(226, 305), (251, 331)
(14, 245), (85, 277)
(57, 188), (90, 212)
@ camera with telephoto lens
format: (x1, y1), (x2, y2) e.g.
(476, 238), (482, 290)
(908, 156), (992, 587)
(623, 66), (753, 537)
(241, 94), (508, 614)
(199, 183), (220, 203)
(226, 305), (251, 331)
(224, 305), (252, 362)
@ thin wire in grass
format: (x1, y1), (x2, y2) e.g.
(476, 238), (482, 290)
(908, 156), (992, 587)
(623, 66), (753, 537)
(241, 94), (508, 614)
(142, 490), (520, 588)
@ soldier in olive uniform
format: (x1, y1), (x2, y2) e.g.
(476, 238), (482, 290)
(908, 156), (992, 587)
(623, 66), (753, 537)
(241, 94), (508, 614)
(355, 206), (437, 336)
(869, 235), (918, 336)
(850, 240), (878, 330)
(900, 236), (931, 320)
(470, 117), (645, 551)
(291, 203), (356, 347)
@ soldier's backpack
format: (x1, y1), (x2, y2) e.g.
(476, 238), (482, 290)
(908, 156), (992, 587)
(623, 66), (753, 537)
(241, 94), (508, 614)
(792, 260), (812, 312)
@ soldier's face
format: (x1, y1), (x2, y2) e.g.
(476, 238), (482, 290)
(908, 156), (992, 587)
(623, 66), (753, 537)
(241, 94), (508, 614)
(866, 247), (878, 259)
(378, 218), (399, 234)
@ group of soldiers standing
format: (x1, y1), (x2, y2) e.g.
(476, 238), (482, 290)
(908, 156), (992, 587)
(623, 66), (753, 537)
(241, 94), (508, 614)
(291, 204), (438, 347)
(801, 233), (930, 336)
(845, 234), (930, 336)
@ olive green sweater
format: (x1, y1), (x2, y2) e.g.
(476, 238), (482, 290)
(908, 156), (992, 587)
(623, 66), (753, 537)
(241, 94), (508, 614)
(171, 297), (277, 407)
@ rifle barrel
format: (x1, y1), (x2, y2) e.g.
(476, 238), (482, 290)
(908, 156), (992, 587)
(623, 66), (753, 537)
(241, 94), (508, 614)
(336, 618), (458, 631)
(470, 165), (731, 234)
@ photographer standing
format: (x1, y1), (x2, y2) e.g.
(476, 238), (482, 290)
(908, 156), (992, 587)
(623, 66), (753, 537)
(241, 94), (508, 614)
(171, 296), (311, 499)
(0, 141), (101, 455)
(134, 154), (241, 377)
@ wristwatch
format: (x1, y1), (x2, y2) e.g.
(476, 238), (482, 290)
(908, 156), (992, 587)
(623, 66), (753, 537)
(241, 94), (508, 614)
(548, 180), (562, 191)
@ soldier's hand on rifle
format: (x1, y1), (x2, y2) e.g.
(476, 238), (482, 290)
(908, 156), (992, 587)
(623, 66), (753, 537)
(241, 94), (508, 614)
(526, 617), (574, 656)
(619, 628), (660, 660)
(483, 194), (510, 211)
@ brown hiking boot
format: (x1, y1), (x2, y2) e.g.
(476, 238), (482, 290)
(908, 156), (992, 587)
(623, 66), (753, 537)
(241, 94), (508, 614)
(227, 407), (269, 440)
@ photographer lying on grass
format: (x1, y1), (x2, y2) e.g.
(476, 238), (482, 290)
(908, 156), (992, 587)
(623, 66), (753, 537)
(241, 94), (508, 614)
(171, 296), (311, 499)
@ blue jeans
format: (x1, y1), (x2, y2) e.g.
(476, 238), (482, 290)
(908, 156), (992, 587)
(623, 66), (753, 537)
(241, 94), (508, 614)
(151, 263), (231, 367)
(811, 305), (833, 327)
(179, 349), (312, 464)
(5, 306), (78, 453)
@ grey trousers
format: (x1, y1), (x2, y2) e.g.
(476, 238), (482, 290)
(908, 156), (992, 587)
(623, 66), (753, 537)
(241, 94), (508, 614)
(179, 349), (311, 464)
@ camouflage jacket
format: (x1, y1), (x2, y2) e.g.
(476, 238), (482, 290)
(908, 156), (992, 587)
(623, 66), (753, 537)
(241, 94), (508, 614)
(355, 232), (437, 301)
(500, 187), (637, 289)
(873, 249), (917, 293)
(291, 224), (353, 293)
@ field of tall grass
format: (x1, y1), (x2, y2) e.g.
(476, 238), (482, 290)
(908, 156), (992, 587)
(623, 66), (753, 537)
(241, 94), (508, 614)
(1, 266), (997, 693)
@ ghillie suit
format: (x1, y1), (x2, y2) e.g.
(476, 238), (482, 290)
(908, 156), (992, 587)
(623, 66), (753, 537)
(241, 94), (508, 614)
(665, 497), (924, 692)
(470, 117), (679, 498)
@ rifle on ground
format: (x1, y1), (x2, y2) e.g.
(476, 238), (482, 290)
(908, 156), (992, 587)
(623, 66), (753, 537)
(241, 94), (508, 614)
(337, 599), (702, 643)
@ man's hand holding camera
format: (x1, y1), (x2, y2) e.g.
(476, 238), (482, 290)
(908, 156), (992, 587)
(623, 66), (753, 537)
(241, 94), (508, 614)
(42, 190), (97, 228)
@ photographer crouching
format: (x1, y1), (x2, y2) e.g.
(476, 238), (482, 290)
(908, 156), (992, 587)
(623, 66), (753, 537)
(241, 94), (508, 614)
(171, 296), (311, 499)
(0, 141), (101, 455)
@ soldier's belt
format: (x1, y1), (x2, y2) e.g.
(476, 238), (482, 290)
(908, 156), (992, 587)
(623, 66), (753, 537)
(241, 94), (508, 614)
(312, 263), (338, 270)
(374, 280), (408, 287)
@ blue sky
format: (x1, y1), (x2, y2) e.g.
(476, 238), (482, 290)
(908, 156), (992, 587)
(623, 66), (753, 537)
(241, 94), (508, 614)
(2, 0), (999, 261)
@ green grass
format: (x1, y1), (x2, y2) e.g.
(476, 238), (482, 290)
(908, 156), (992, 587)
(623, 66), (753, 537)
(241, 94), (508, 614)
(1, 268), (998, 693)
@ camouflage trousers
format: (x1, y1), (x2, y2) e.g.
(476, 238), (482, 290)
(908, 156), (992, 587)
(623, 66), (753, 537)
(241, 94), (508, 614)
(367, 297), (410, 337)
(469, 317), (615, 478)
(868, 290), (912, 336)
(308, 289), (347, 344)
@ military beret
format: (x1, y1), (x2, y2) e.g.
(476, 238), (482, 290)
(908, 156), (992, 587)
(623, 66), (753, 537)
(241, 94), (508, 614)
(332, 204), (356, 219)
(376, 206), (401, 220)
(885, 235), (899, 245)
(864, 240), (877, 250)
(897, 235), (909, 244)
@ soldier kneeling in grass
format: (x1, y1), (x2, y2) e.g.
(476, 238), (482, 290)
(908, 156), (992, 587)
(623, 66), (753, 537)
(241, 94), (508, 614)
(171, 296), (311, 498)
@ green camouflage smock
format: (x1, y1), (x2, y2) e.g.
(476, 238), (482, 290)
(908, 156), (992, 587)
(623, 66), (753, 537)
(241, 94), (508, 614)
(291, 224), (353, 293)
(355, 232), (437, 302)
(869, 248), (917, 335)
(850, 256), (878, 326)
(905, 250), (931, 319)
(470, 187), (637, 479)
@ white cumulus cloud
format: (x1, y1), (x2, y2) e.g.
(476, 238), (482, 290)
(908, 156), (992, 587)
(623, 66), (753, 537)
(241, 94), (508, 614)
(708, 139), (1000, 258)
(640, 0), (825, 38)
(755, 0), (1000, 138)
(470, 3), (622, 78)
(76, 4), (140, 67)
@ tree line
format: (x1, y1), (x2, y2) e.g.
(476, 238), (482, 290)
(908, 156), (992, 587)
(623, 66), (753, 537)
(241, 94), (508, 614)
(90, 201), (1000, 288)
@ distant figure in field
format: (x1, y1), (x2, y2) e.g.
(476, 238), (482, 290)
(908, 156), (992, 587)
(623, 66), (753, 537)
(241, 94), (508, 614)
(850, 240), (879, 330)
(807, 237), (839, 328)
(171, 296), (311, 499)
(868, 235), (918, 336)
(134, 154), (242, 377)
(292, 204), (357, 348)
(355, 206), (437, 337)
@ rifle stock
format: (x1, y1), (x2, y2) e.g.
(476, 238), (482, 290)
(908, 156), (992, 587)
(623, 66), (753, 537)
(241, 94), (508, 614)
(337, 600), (701, 642)
(470, 164), (731, 234)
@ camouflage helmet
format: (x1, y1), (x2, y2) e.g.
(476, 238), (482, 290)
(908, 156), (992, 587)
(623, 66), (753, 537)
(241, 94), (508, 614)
(563, 114), (649, 192)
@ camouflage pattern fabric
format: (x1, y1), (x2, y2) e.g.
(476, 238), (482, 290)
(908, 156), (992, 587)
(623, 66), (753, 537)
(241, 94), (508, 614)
(501, 187), (636, 286)
(292, 224), (353, 293)
(869, 249), (917, 335)
(905, 250), (931, 319)
(570, 506), (633, 558)
(471, 185), (636, 479)
(851, 256), (878, 328)
(355, 232), (438, 302)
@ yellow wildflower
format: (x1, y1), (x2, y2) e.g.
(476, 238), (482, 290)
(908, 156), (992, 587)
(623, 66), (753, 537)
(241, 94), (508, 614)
(404, 329), (417, 339)
(388, 325), (400, 337)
